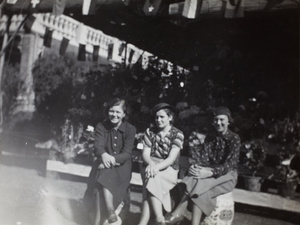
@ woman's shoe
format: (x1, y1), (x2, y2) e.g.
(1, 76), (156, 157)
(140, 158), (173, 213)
(165, 213), (184, 225)
(108, 211), (118, 224)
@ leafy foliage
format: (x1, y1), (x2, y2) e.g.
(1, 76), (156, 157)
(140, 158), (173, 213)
(32, 52), (190, 133)
(31, 48), (298, 162)
(239, 139), (267, 176)
(267, 111), (300, 159)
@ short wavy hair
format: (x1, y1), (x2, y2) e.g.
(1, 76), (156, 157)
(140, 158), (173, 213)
(104, 98), (131, 120)
(152, 103), (176, 125)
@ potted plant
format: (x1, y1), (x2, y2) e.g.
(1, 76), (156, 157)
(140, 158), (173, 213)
(43, 121), (96, 178)
(239, 139), (267, 191)
(73, 124), (96, 163)
(266, 154), (299, 199)
(277, 159), (299, 199)
(265, 112), (300, 198)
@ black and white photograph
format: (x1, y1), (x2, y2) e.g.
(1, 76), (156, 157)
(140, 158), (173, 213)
(0, 1), (299, 225)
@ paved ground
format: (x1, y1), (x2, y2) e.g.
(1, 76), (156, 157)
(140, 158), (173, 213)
(0, 130), (299, 225)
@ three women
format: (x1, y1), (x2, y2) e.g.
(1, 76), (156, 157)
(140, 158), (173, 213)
(86, 101), (239, 225)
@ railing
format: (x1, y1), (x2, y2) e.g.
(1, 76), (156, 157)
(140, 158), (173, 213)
(34, 13), (119, 61)
(0, 13), (189, 73)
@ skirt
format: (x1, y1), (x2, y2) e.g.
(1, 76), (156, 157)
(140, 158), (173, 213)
(142, 157), (179, 212)
(84, 158), (131, 209)
(182, 170), (237, 216)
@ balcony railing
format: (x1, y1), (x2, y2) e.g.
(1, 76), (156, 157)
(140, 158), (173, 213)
(0, 13), (189, 74)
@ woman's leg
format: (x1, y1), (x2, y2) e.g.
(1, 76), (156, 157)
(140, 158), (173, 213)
(138, 198), (151, 225)
(103, 187), (118, 222)
(191, 204), (202, 225)
(103, 187), (115, 212)
(149, 193), (165, 223)
(94, 189), (101, 225)
(169, 194), (189, 217)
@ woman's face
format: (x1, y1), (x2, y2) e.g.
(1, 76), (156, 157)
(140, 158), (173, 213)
(155, 109), (172, 130)
(213, 115), (229, 135)
(108, 104), (126, 125)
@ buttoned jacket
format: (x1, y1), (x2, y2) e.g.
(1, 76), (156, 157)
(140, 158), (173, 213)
(94, 119), (136, 164)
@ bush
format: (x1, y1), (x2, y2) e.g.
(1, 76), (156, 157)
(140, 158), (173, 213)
(32, 52), (191, 132)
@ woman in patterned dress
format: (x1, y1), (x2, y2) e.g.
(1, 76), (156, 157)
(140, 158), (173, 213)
(165, 106), (241, 225)
(138, 103), (184, 225)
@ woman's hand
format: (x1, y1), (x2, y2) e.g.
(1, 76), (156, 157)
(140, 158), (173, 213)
(145, 161), (159, 178)
(188, 165), (213, 179)
(101, 152), (116, 168)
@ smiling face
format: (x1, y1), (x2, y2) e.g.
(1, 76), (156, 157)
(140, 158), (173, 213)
(155, 109), (173, 131)
(108, 104), (126, 126)
(213, 115), (229, 135)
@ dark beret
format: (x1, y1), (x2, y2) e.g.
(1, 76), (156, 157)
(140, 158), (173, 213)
(152, 103), (176, 115)
(214, 106), (231, 117)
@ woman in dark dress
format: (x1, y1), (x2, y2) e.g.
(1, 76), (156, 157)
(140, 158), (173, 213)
(85, 98), (136, 225)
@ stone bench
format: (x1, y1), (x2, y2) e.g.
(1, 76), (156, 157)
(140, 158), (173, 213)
(46, 157), (300, 218)
(181, 192), (234, 225)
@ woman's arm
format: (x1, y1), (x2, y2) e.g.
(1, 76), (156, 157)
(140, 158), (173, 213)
(94, 123), (116, 168)
(187, 132), (214, 178)
(141, 128), (155, 166)
(188, 165), (214, 178)
(155, 147), (181, 171)
(188, 131), (206, 165)
(142, 146), (155, 166)
(210, 134), (241, 177)
(94, 123), (106, 157)
(142, 146), (158, 178)
(144, 147), (181, 178)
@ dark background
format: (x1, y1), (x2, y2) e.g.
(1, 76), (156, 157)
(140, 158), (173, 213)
(69, 4), (299, 118)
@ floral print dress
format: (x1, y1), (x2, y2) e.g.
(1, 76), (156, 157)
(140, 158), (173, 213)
(182, 129), (241, 215)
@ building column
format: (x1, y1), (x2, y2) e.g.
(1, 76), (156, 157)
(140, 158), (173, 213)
(13, 33), (36, 115)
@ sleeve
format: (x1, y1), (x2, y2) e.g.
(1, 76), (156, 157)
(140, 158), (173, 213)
(188, 131), (204, 165)
(171, 130), (184, 150)
(195, 144), (210, 167)
(211, 134), (241, 177)
(114, 124), (136, 164)
(94, 123), (106, 157)
(142, 128), (152, 148)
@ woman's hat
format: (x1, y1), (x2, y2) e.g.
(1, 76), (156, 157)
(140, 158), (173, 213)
(152, 103), (176, 115)
(213, 106), (232, 121)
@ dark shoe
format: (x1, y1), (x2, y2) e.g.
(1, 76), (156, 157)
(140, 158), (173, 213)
(108, 211), (118, 224)
(165, 213), (184, 225)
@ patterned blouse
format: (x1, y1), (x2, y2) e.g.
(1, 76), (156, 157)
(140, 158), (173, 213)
(189, 129), (241, 177)
(143, 126), (184, 170)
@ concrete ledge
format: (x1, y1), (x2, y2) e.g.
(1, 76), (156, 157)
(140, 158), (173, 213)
(46, 160), (300, 213)
(46, 160), (92, 177)
(232, 188), (300, 213)
(46, 160), (144, 185)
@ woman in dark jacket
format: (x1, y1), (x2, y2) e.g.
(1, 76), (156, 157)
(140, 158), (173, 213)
(85, 98), (136, 225)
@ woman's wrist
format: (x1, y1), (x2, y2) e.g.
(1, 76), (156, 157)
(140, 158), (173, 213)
(148, 160), (156, 166)
(101, 152), (109, 157)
